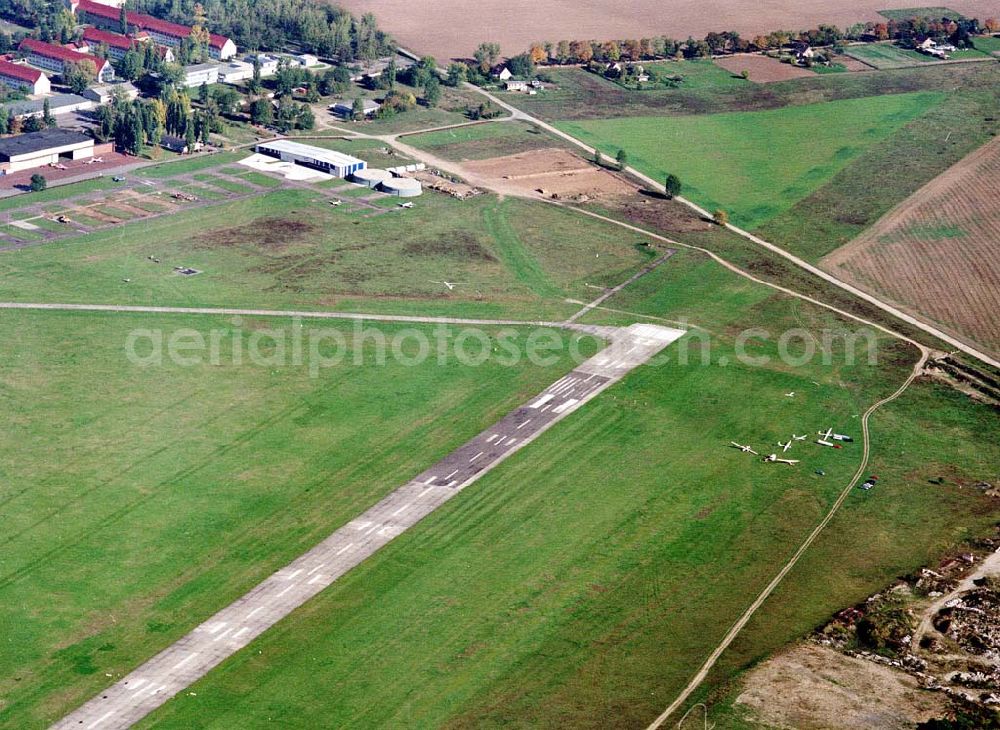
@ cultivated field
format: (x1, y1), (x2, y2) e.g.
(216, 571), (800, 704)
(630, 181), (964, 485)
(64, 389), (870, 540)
(823, 136), (1000, 358)
(336, 0), (998, 60)
(557, 91), (943, 228)
(713, 54), (818, 83)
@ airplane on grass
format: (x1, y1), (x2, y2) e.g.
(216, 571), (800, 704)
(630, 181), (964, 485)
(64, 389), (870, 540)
(730, 442), (758, 455)
(818, 427), (853, 447)
(431, 281), (465, 291)
(778, 440), (792, 452)
(764, 454), (800, 465)
(398, 201), (414, 208)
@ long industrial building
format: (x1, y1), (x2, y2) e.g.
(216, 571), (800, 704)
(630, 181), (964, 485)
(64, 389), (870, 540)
(255, 140), (367, 178)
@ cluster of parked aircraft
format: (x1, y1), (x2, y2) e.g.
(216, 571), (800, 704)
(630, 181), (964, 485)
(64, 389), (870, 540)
(729, 427), (854, 467)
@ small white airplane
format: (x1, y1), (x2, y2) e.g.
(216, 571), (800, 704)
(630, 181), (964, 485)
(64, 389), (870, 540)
(818, 427), (853, 442)
(778, 440), (792, 453)
(50, 163), (67, 170)
(398, 201), (414, 208)
(764, 453), (800, 465)
(84, 157), (104, 165)
(432, 281), (465, 291)
(730, 442), (758, 455)
(329, 199), (343, 206)
(785, 391), (795, 397)
(792, 434), (807, 441)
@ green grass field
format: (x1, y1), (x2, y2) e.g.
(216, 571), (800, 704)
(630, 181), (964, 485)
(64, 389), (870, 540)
(636, 59), (750, 90)
(846, 43), (939, 68)
(878, 6), (964, 20)
(557, 92), (943, 228)
(0, 312), (599, 728)
(403, 120), (569, 161)
(974, 34), (1000, 53)
(0, 189), (653, 321)
(126, 249), (1000, 729)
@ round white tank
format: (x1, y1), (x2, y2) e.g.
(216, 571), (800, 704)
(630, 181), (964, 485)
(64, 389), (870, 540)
(350, 168), (392, 188)
(380, 177), (423, 197)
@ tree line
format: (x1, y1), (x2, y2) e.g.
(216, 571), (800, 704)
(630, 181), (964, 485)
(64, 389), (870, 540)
(499, 13), (994, 67)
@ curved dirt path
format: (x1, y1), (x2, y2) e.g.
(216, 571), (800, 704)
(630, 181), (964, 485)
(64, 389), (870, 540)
(464, 84), (1000, 369)
(647, 347), (928, 728)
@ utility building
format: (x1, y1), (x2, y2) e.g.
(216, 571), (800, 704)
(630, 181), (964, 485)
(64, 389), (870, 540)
(255, 140), (367, 178)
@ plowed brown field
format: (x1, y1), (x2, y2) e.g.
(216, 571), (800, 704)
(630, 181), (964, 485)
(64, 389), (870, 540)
(337, 0), (999, 61)
(823, 136), (1000, 357)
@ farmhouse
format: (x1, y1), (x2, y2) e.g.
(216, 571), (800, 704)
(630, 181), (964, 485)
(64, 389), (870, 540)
(0, 58), (50, 95)
(492, 65), (513, 81)
(0, 128), (97, 173)
(330, 99), (380, 118)
(255, 139), (366, 177)
(19, 38), (114, 83)
(74, 0), (237, 59)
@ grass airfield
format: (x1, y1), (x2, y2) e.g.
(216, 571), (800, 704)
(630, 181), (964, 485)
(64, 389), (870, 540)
(2, 60), (999, 729)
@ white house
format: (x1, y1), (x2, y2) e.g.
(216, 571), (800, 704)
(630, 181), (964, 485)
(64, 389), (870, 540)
(293, 53), (319, 67)
(82, 82), (139, 104)
(244, 53), (280, 77)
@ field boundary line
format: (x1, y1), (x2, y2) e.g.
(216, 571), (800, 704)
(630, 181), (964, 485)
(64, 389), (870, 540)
(464, 85), (1000, 369)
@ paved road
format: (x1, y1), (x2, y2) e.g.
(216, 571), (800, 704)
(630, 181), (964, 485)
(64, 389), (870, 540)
(53, 322), (684, 730)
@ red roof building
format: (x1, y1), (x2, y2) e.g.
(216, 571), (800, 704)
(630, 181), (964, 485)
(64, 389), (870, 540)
(19, 38), (114, 83)
(75, 0), (237, 59)
(0, 58), (51, 94)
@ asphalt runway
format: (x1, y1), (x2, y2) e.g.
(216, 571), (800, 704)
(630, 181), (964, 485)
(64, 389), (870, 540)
(53, 323), (684, 730)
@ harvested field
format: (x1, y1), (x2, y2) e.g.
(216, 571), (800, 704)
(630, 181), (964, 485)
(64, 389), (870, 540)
(713, 54), (817, 82)
(823, 136), (1000, 357)
(337, 0), (998, 61)
(462, 148), (635, 200)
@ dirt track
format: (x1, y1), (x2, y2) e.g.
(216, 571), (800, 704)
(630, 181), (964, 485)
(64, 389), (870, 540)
(338, 0), (999, 61)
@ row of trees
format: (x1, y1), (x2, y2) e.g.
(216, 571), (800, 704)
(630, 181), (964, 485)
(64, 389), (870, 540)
(0, 97), (55, 134)
(507, 13), (995, 66)
(130, 0), (394, 60)
(94, 87), (212, 155)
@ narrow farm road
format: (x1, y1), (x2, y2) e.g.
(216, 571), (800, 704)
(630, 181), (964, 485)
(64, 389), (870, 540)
(463, 84), (1000, 370)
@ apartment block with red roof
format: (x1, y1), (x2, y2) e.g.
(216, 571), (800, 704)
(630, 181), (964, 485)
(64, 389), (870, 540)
(0, 58), (51, 95)
(74, 0), (237, 60)
(19, 38), (115, 83)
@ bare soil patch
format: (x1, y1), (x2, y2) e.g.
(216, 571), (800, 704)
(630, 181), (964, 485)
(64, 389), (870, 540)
(714, 54), (816, 82)
(199, 218), (319, 250)
(337, 0), (997, 61)
(403, 231), (497, 261)
(834, 53), (874, 71)
(823, 136), (1000, 358)
(736, 643), (948, 729)
(462, 148), (635, 200)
